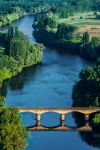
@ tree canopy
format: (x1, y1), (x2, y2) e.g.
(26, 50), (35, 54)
(73, 66), (100, 107)
(0, 26), (43, 85)
(0, 96), (29, 150)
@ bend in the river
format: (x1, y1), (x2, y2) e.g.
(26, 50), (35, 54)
(0, 15), (99, 150)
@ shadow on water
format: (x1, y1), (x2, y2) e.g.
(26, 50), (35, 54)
(65, 112), (85, 128)
(0, 64), (41, 96)
(80, 112), (100, 149)
(0, 15), (98, 150)
(72, 108), (100, 149)
(79, 132), (100, 149)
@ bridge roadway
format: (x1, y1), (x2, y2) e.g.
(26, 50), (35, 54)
(18, 107), (100, 131)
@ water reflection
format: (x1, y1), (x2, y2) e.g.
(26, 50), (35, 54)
(41, 112), (60, 128)
(0, 15), (98, 150)
(72, 104), (100, 148)
(0, 65), (40, 97)
(65, 112), (85, 128)
(0, 47), (93, 108)
(79, 132), (100, 148)
(26, 132), (100, 150)
(19, 111), (100, 150)
(20, 112), (36, 127)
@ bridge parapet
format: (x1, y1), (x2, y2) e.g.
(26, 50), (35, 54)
(18, 107), (100, 115)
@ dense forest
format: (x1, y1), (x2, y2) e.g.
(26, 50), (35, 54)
(0, 0), (99, 26)
(0, 0), (100, 13)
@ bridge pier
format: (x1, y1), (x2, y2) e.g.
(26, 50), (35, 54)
(85, 122), (89, 126)
(85, 114), (89, 121)
(85, 114), (90, 127)
(36, 114), (41, 126)
(61, 114), (65, 126)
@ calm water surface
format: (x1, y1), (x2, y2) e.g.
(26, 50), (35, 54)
(0, 16), (99, 150)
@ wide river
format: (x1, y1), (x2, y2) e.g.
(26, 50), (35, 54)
(0, 16), (100, 150)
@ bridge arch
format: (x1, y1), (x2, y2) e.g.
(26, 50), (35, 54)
(65, 111), (85, 128)
(41, 112), (61, 128)
(17, 107), (100, 131)
(18, 111), (37, 128)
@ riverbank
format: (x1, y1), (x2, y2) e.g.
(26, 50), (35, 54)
(0, 26), (43, 88)
(0, 7), (51, 28)
(0, 7), (27, 27)
(0, 60), (42, 88)
(0, 15), (99, 150)
(33, 14), (100, 62)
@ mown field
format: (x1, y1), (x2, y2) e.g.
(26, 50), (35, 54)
(57, 11), (100, 29)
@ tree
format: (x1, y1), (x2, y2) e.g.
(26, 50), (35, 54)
(0, 97), (29, 150)
(7, 26), (14, 41)
(6, 26), (14, 53)
(82, 32), (89, 45)
(0, 96), (5, 107)
(90, 37), (100, 49)
(15, 26), (19, 38)
(9, 38), (28, 64)
(0, 108), (29, 150)
(92, 113), (100, 125)
(73, 66), (100, 107)
(0, 26), (43, 84)
(56, 23), (78, 40)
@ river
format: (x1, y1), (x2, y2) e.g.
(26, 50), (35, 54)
(0, 16), (100, 150)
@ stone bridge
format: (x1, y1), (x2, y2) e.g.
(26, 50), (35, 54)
(18, 107), (100, 131)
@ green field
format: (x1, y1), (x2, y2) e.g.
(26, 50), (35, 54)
(55, 11), (100, 29)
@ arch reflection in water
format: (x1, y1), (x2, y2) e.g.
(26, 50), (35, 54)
(19, 112), (36, 127)
(41, 112), (60, 128)
(73, 110), (100, 149)
(65, 112), (85, 128)
(0, 15), (97, 150)
(79, 131), (100, 149)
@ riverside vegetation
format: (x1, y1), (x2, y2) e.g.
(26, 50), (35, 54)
(0, 96), (29, 150)
(72, 65), (100, 148)
(0, 0), (100, 149)
(0, 0), (99, 130)
(0, 26), (43, 86)
(0, 0), (100, 27)
(0, 7), (26, 27)
(0, 16), (43, 150)
(33, 13), (100, 61)
(32, 2), (100, 129)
